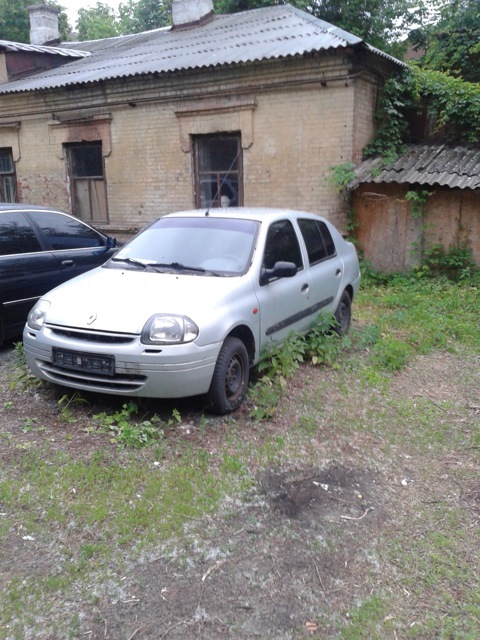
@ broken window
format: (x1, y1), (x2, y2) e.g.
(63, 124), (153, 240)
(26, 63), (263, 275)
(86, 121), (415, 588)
(0, 148), (17, 203)
(67, 142), (108, 223)
(193, 134), (243, 209)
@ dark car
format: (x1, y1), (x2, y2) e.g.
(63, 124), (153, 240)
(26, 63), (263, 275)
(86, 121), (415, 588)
(0, 204), (117, 344)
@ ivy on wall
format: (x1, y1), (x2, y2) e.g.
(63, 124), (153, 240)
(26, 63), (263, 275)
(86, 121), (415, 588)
(364, 66), (480, 159)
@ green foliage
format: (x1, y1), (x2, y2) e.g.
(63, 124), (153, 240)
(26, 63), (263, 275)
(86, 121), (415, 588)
(57, 393), (88, 423)
(327, 162), (356, 194)
(93, 401), (179, 447)
(118, 0), (172, 34)
(248, 315), (347, 420)
(365, 64), (480, 156)
(404, 187), (432, 218)
(414, 244), (478, 281)
(416, 0), (480, 83)
(371, 337), (412, 370)
(363, 71), (413, 158)
(77, 2), (120, 39)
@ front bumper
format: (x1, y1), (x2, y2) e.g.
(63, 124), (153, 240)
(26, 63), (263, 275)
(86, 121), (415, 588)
(23, 323), (221, 398)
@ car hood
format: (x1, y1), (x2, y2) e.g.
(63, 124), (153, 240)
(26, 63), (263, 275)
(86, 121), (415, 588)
(42, 267), (250, 334)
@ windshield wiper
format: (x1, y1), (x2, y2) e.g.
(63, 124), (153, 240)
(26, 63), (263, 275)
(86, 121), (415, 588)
(111, 258), (219, 275)
(111, 257), (151, 269)
(149, 262), (219, 276)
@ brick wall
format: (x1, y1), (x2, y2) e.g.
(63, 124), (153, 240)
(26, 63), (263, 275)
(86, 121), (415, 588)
(0, 53), (385, 237)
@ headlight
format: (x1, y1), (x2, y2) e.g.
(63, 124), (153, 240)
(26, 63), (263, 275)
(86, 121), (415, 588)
(141, 314), (199, 345)
(27, 299), (51, 330)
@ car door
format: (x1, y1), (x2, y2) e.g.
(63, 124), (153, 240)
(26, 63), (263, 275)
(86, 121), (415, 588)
(0, 211), (62, 341)
(296, 218), (344, 316)
(26, 210), (113, 281)
(254, 218), (313, 349)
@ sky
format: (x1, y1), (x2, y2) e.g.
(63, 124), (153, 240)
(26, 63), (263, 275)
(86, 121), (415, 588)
(64, 0), (122, 28)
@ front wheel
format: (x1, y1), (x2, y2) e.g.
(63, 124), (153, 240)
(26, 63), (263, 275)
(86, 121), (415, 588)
(208, 337), (249, 414)
(333, 290), (352, 335)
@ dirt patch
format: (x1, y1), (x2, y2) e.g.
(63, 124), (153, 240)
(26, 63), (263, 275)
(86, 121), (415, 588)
(84, 463), (390, 640)
(1, 342), (479, 639)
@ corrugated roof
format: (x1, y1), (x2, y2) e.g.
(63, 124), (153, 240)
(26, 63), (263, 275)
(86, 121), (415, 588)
(0, 4), (404, 95)
(349, 144), (480, 190)
(0, 39), (89, 58)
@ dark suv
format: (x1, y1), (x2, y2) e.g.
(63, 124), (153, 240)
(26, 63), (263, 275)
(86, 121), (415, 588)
(0, 205), (117, 344)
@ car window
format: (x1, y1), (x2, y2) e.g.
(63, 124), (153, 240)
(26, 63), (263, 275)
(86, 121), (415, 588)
(29, 211), (104, 250)
(297, 218), (337, 265)
(0, 212), (43, 256)
(263, 220), (303, 270)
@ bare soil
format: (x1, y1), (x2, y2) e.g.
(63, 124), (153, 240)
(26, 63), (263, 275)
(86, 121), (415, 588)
(1, 342), (479, 639)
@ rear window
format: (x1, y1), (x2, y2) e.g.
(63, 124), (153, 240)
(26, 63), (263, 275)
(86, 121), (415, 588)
(298, 218), (336, 265)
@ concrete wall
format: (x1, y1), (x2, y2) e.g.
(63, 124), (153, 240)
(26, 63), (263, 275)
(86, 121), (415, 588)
(0, 52), (383, 239)
(354, 183), (480, 270)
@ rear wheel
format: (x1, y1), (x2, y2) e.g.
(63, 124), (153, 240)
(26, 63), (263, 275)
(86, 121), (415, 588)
(333, 290), (352, 335)
(208, 337), (249, 414)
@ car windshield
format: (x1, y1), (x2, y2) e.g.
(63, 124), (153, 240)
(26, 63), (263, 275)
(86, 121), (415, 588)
(110, 216), (259, 275)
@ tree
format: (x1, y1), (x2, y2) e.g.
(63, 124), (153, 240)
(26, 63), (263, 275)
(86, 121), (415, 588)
(299, 0), (435, 57)
(0, 0), (70, 43)
(118, 0), (172, 34)
(416, 0), (480, 83)
(77, 3), (120, 40)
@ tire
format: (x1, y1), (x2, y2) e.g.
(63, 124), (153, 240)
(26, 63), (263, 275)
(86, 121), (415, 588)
(333, 290), (352, 336)
(208, 337), (249, 414)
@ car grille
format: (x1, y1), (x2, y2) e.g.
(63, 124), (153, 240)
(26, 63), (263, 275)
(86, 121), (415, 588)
(47, 325), (136, 345)
(39, 362), (146, 392)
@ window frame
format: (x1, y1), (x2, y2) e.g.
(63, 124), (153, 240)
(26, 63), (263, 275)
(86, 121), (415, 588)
(67, 141), (109, 224)
(297, 218), (337, 266)
(193, 133), (243, 209)
(0, 148), (18, 203)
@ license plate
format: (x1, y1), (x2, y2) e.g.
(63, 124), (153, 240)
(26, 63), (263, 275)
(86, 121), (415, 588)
(52, 348), (115, 376)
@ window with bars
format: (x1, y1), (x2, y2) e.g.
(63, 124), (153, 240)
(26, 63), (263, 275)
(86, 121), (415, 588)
(0, 148), (17, 203)
(193, 134), (243, 209)
(67, 142), (108, 223)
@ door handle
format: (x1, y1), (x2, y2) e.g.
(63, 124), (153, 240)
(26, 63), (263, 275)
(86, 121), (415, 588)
(301, 283), (309, 293)
(61, 260), (74, 267)
(335, 269), (342, 277)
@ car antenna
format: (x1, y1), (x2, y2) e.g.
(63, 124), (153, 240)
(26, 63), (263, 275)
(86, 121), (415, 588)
(205, 149), (240, 216)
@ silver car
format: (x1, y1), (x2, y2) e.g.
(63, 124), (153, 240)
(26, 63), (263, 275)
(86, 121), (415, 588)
(23, 208), (360, 414)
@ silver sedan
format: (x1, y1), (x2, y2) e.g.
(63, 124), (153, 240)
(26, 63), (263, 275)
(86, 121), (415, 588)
(23, 208), (360, 414)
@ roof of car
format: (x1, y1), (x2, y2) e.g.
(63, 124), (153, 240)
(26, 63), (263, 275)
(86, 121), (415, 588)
(164, 207), (327, 222)
(0, 204), (67, 213)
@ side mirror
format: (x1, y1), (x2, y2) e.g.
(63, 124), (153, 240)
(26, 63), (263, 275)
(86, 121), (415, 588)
(106, 237), (118, 249)
(260, 260), (297, 285)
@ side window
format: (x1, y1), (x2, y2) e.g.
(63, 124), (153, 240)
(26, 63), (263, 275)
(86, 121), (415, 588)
(0, 212), (42, 256)
(298, 218), (337, 265)
(0, 148), (17, 203)
(193, 134), (243, 209)
(263, 220), (303, 270)
(30, 211), (104, 250)
(67, 142), (108, 223)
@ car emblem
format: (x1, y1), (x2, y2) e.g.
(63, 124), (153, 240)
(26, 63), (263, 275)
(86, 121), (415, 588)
(87, 313), (97, 326)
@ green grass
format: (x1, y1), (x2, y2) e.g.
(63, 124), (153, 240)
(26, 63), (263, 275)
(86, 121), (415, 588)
(1, 275), (479, 639)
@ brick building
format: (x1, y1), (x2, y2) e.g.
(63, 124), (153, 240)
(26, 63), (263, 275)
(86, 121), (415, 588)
(0, 1), (403, 240)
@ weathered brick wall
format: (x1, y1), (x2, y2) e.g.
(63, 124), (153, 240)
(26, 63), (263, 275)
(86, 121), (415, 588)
(0, 53), (383, 238)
